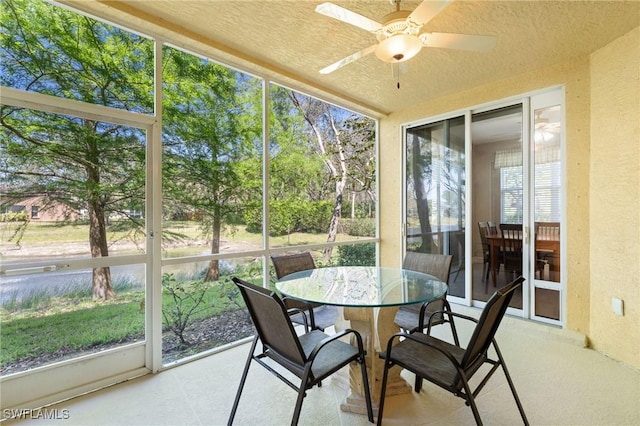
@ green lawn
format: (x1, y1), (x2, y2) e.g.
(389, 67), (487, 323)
(0, 279), (244, 366)
(0, 220), (352, 251)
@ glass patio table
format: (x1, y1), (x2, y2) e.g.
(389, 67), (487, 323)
(277, 266), (448, 415)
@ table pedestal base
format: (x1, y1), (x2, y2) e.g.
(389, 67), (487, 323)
(335, 306), (412, 415)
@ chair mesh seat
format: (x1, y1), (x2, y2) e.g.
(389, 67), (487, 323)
(289, 305), (339, 331)
(298, 330), (359, 378)
(386, 333), (483, 390)
(394, 304), (444, 333)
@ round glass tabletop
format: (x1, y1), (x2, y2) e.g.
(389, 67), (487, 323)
(276, 266), (448, 308)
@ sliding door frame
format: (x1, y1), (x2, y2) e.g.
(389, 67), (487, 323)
(401, 86), (565, 326)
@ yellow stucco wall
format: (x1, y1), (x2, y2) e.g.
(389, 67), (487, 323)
(379, 26), (639, 369)
(589, 26), (640, 369)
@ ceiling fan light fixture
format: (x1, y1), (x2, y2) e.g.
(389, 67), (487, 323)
(374, 33), (422, 63)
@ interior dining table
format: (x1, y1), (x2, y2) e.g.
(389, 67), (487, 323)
(486, 231), (560, 286)
(276, 265), (448, 415)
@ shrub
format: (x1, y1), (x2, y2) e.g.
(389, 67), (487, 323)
(298, 201), (333, 233)
(244, 200), (334, 236)
(1, 211), (28, 222)
(341, 218), (375, 237)
(337, 243), (376, 266)
(162, 273), (212, 346)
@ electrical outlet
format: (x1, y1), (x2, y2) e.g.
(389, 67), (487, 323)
(612, 297), (624, 316)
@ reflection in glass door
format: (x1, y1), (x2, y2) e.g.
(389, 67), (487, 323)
(531, 102), (562, 322)
(404, 116), (466, 298)
(471, 105), (525, 310)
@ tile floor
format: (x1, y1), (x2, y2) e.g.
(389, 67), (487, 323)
(5, 305), (639, 426)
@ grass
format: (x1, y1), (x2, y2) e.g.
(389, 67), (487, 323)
(0, 273), (247, 367)
(1, 220), (203, 246)
(1, 297), (145, 364)
(0, 220), (358, 259)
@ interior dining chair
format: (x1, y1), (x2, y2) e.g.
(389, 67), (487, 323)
(228, 277), (374, 426)
(393, 253), (459, 359)
(500, 223), (523, 282)
(378, 276), (529, 426)
(477, 222), (491, 283)
(271, 252), (338, 331)
(534, 222), (560, 281)
(487, 221), (498, 234)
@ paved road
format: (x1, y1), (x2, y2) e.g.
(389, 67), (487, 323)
(0, 264), (145, 305)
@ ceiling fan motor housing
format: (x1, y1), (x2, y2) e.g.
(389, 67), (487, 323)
(375, 10), (423, 63)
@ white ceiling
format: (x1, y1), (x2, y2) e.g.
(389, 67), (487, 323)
(65, 1), (639, 117)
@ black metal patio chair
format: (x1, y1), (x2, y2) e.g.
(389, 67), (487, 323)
(377, 276), (528, 426)
(393, 252), (459, 340)
(271, 252), (339, 331)
(228, 277), (374, 426)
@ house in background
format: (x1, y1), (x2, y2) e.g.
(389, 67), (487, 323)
(1, 196), (80, 222)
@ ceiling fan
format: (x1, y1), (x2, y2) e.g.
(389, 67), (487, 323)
(316, 0), (497, 74)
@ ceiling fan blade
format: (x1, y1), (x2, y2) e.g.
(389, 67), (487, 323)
(408, 0), (452, 26)
(319, 45), (377, 74)
(315, 2), (382, 32)
(421, 32), (497, 52)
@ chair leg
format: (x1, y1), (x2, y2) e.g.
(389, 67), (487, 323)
(463, 381), (483, 426)
(449, 320), (460, 347)
(482, 259), (488, 282)
(456, 370), (483, 425)
(291, 369), (311, 426)
(227, 335), (259, 426)
(493, 343), (529, 425)
(376, 358), (393, 426)
(414, 376), (423, 392)
(359, 357), (374, 423)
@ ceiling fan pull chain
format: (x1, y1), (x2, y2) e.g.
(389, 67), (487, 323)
(393, 62), (400, 89)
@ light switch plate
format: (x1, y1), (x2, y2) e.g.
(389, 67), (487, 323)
(612, 297), (624, 316)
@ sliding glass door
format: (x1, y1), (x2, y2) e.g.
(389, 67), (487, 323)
(530, 92), (562, 323)
(404, 116), (466, 299)
(471, 104), (525, 310)
(469, 90), (563, 323)
(404, 88), (564, 324)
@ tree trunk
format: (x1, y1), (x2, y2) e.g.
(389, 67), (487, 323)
(411, 132), (433, 253)
(205, 211), (221, 281)
(88, 188), (115, 300)
(322, 112), (349, 262)
(323, 175), (346, 261)
(86, 120), (115, 300)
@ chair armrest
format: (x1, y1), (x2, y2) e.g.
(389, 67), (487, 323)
(423, 309), (477, 347)
(286, 307), (310, 333)
(381, 332), (464, 371)
(283, 296), (317, 329)
(426, 309), (478, 329)
(417, 298), (455, 330)
(416, 298), (442, 330)
(308, 328), (366, 361)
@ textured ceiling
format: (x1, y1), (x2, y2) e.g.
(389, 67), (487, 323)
(64, 1), (639, 117)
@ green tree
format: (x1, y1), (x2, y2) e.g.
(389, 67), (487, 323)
(0, 0), (153, 299)
(289, 92), (375, 260)
(267, 86), (328, 239)
(161, 47), (262, 281)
